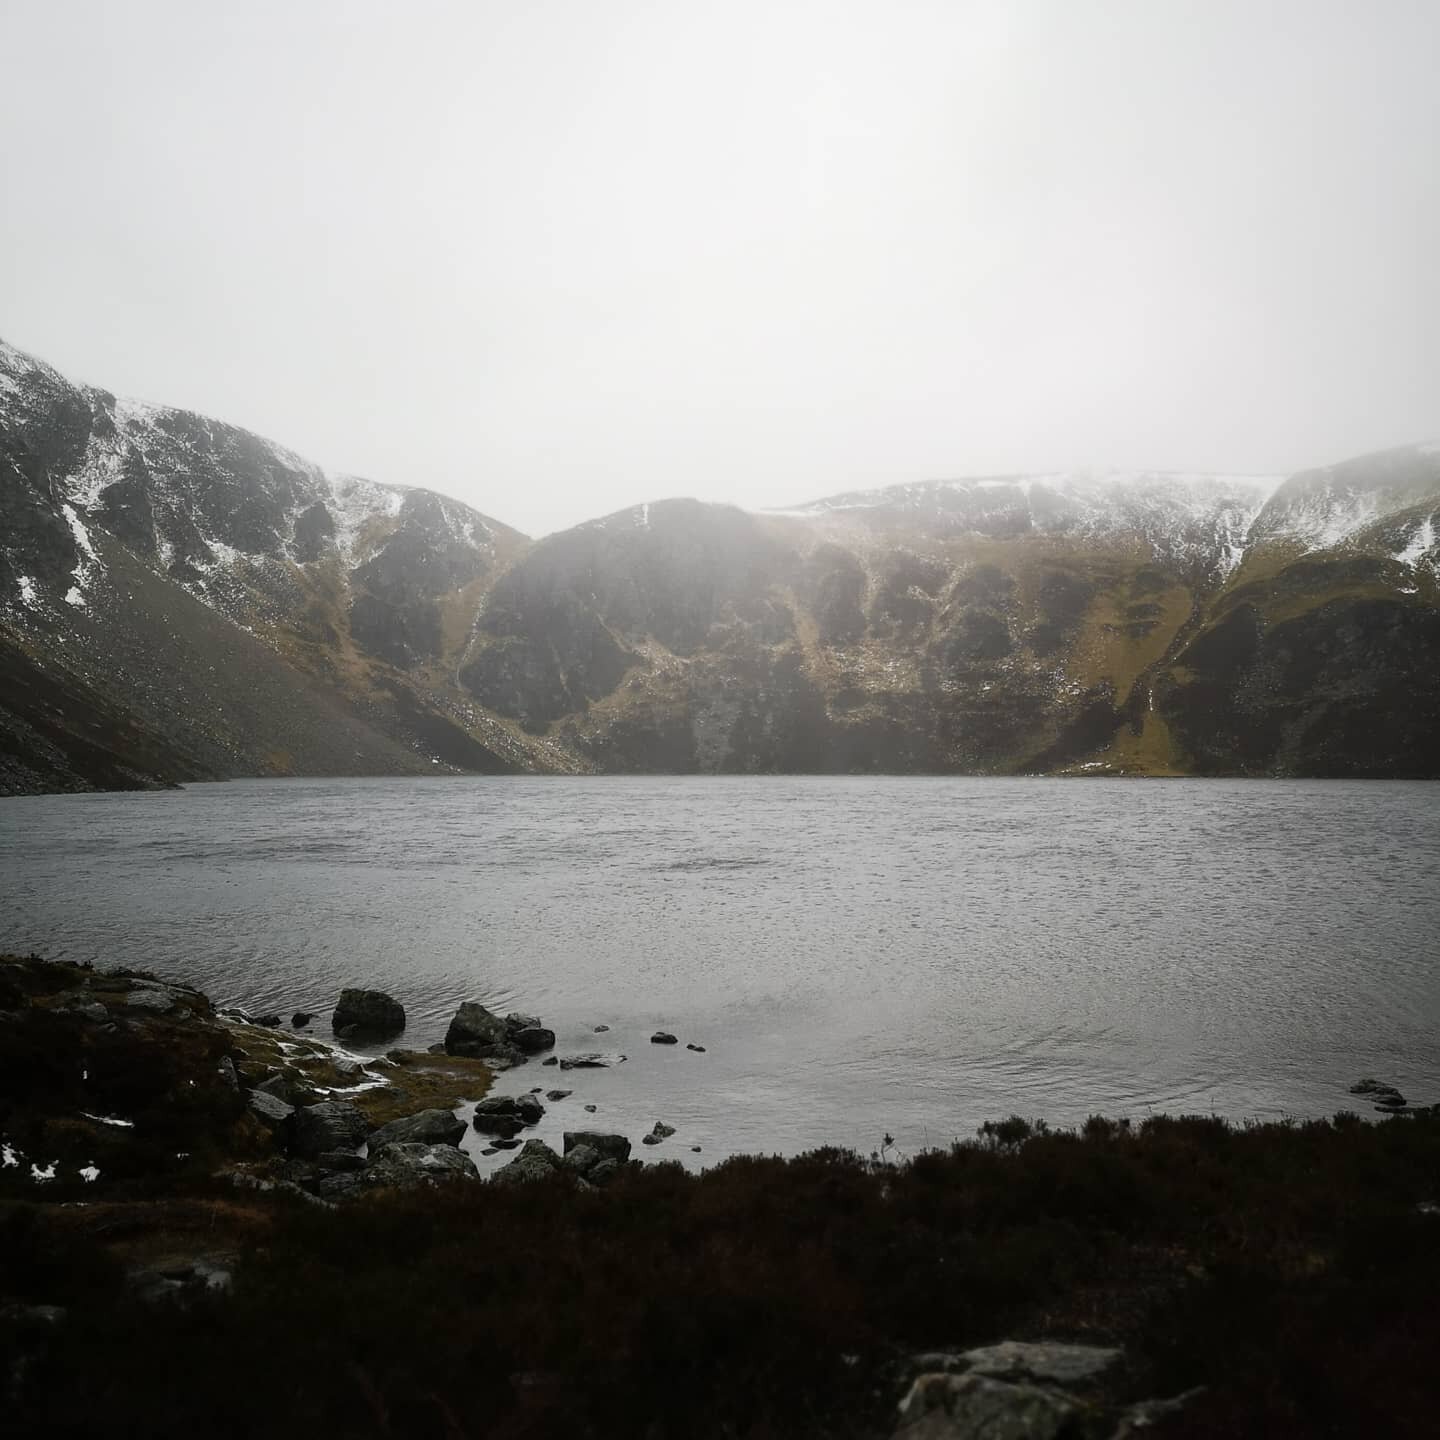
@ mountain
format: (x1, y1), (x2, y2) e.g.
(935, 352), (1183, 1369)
(3, 337), (1437, 791)
(460, 462), (1440, 777)
(0, 338), (536, 792)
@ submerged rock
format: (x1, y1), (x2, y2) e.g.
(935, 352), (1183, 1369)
(642, 1121), (676, 1146)
(650, 1031), (678, 1045)
(545, 1089), (573, 1102)
(686, 1043), (707, 1052)
(331, 989), (405, 1041)
(291, 1011), (313, 1028)
(558, 1052), (625, 1071)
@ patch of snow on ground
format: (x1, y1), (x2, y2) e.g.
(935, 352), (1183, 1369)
(30, 1162), (57, 1183)
(1, 1141), (18, 1168)
(61, 503), (101, 605)
(69, 412), (133, 509)
(17, 575), (36, 606)
(327, 473), (411, 558)
(1398, 515), (1436, 569)
(63, 504), (98, 562)
(79, 1165), (100, 1183)
(82, 1112), (135, 1128)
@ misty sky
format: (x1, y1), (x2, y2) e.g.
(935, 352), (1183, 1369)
(2, 1), (1438, 538)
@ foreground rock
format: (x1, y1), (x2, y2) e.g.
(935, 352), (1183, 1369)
(563, 1131), (632, 1164)
(367, 1107), (467, 1150)
(939, 1341), (1121, 1388)
(292, 1100), (370, 1158)
(492, 1139), (564, 1185)
(363, 1142), (479, 1189)
(244, 1087), (290, 1124)
(894, 1342), (1198, 1440)
(896, 1373), (1080, 1439)
(331, 988), (405, 1041)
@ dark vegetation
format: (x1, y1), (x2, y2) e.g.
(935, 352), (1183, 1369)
(3, 956), (1439, 1438)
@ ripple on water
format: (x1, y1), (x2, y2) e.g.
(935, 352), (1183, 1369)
(1, 775), (1438, 1171)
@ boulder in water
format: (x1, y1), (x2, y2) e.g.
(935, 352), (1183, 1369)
(331, 989), (405, 1041)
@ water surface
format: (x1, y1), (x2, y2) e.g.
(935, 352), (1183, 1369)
(3, 776), (1436, 1171)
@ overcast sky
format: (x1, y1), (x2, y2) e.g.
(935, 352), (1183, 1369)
(2, 1), (1437, 537)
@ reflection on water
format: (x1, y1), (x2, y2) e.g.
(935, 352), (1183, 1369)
(2, 775), (1437, 1171)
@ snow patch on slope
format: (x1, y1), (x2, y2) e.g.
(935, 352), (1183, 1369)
(1398, 515), (1436, 569)
(327, 473), (407, 558)
(774, 471), (1282, 574)
(61, 503), (100, 606)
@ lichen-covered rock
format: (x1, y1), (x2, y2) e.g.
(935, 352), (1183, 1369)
(292, 1100), (369, 1157)
(562, 1143), (601, 1175)
(948, 1341), (1121, 1388)
(367, 1107), (467, 1150)
(362, 1141), (478, 1189)
(246, 1089), (293, 1131)
(331, 988), (405, 1040)
(894, 1373), (1081, 1439)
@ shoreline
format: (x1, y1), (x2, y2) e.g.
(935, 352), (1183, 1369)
(4, 951), (1440, 1437)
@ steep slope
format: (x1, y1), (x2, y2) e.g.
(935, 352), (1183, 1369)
(3, 336), (1436, 786)
(460, 460), (1439, 776)
(1155, 443), (1440, 776)
(0, 338), (541, 791)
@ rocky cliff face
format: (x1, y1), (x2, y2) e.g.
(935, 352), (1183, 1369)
(460, 462), (1440, 777)
(0, 338), (536, 791)
(3, 335), (1437, 790)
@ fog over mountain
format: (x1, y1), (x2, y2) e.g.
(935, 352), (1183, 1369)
(2, 0), (1438, 536)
